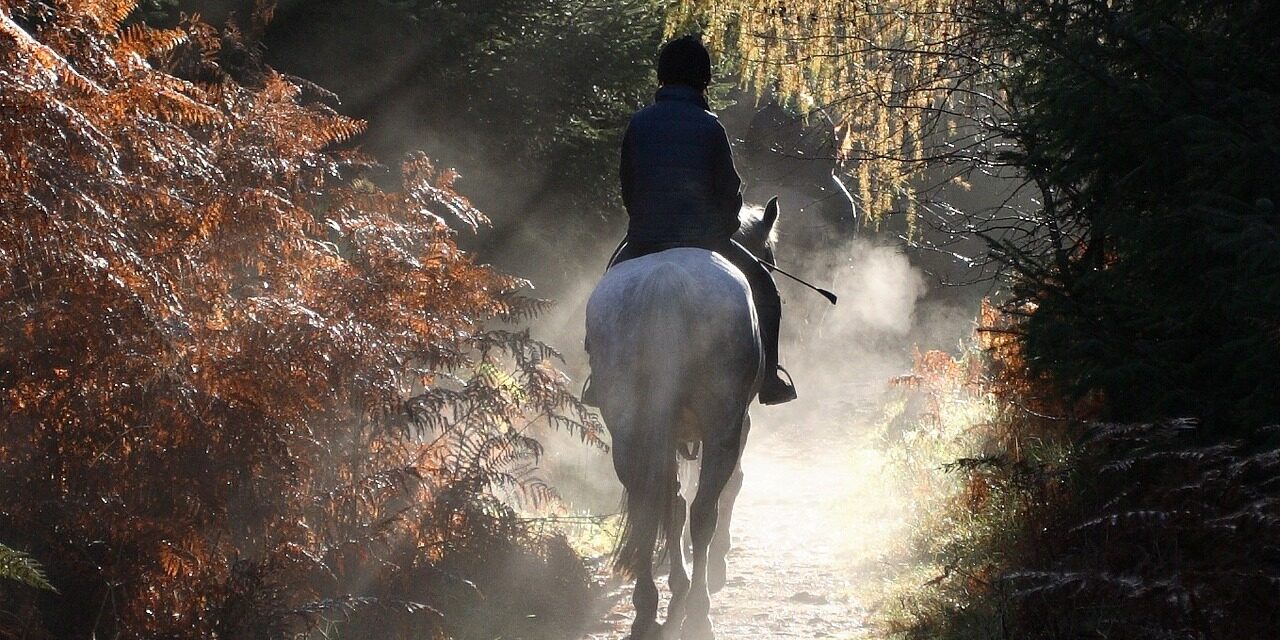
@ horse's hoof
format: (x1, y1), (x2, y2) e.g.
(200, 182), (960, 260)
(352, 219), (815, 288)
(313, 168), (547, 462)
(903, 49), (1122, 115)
(664, 605), (687, 637)
(657, 620), (681, 640)
(629, 621), (662, 640)
(681, 618), (714, 640)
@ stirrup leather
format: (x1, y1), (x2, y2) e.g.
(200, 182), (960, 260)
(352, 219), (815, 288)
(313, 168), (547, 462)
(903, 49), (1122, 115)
(581, 374), (601, 407)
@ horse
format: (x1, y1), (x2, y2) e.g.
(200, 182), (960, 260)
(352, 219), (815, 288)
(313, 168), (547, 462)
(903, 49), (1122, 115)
(584, 198), (780, 640)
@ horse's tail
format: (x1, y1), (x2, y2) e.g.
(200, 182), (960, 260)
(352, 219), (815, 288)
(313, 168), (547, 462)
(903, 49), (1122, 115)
(607, 261), (695, 579)
(611, 395), (678, 579)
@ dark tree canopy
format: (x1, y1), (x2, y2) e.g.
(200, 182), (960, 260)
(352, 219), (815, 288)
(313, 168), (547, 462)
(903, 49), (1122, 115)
(980, 0), (1280, 429)
(251, 0), (665, 219)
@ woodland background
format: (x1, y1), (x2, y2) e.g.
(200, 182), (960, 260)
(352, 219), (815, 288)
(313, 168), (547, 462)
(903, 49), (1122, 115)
(2, 0), (1278, 639)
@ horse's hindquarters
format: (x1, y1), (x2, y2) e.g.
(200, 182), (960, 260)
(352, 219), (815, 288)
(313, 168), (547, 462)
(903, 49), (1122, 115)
(585, 248), (758, 545)
(586, 248), (761, 416)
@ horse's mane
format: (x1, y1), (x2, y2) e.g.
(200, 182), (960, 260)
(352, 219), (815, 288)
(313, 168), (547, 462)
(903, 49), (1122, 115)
(735, 203), (778, 253)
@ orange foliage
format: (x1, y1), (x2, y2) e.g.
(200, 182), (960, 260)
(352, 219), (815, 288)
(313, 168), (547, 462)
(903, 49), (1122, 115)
(978, 299), (1105, 424)
(888, 299), (1092, 488)
(0, 1), (599, 637)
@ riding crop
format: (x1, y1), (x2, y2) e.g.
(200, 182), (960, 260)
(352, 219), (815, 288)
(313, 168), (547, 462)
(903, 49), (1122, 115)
(755, 257), (838, 305)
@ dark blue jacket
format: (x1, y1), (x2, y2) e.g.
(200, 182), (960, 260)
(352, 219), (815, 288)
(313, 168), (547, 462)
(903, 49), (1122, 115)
(620, 85), (744, 244)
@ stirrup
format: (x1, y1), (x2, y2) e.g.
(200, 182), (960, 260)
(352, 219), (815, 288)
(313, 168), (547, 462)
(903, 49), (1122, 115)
(759, 365), (797, 405)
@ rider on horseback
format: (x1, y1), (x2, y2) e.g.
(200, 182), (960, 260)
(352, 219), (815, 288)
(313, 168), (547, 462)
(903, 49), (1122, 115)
(601, 35), (797, 406)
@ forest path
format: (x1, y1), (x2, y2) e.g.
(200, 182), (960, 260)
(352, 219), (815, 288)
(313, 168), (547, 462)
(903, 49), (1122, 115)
(582, 402), (906, 639)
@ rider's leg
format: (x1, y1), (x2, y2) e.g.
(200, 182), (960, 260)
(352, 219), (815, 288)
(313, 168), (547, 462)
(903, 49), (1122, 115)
(720, 242), (797, 405)
(755, 286), (795, 404)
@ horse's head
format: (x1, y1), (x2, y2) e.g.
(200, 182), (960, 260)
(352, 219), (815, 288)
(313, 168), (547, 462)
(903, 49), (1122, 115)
(733, 196), (780, 264)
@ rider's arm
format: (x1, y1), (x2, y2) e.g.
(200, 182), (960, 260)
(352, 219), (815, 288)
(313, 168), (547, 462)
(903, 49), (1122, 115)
(710, 119), (744, 237)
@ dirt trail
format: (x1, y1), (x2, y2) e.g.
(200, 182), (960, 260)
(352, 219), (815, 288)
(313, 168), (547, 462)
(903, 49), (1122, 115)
(583, 405), (906, 639)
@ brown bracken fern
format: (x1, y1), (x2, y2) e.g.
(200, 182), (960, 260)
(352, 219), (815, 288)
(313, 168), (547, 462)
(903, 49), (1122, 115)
(0, 1), (601, 638)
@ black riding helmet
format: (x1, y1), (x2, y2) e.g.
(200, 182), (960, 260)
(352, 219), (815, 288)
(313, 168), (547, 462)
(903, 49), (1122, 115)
(657, 36), (712, 91)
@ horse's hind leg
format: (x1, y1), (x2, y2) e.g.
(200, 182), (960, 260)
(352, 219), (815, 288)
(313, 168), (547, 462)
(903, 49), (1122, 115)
(629, 522), (661, 640)
(679, 457), (697, 558)
(664, 480), (690, 636)
(681, 413), (747, 640)
(631, 568), (659, 640)
(709, 414), (750, 594)
(611, 432), (664, 640)
(708, 459), (744, 594)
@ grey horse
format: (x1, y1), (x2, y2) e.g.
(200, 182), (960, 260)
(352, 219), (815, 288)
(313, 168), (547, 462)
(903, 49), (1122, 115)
(585, 199), (780, 640)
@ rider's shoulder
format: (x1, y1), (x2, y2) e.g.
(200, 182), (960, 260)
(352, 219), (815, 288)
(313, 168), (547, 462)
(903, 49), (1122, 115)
(630, 102), (718, 127)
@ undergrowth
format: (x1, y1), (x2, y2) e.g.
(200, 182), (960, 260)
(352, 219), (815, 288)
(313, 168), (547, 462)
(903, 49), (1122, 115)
(878, 303), (1280, 639)
(0, 1), (603, 638)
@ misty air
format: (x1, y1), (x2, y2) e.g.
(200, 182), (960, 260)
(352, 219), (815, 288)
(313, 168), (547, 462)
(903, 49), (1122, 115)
(1, 1), (1277, 639)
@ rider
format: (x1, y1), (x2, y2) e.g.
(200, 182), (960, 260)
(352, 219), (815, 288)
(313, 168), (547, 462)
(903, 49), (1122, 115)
(601, 35), (797, 406)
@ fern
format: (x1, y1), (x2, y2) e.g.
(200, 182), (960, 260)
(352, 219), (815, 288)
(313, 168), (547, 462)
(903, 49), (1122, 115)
(0, 543), (54, 592)
(0, 2), (600, 638)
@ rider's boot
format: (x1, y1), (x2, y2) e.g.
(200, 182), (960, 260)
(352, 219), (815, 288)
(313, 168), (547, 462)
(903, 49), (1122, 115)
(757, 299), (797, 405)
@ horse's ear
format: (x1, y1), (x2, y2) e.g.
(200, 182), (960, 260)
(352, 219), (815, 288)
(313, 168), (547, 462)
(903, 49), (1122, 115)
(763, 196), (779, 230)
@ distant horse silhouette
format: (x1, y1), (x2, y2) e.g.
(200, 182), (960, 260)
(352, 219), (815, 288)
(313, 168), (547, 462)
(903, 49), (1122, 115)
(585, 198), (780, 640)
